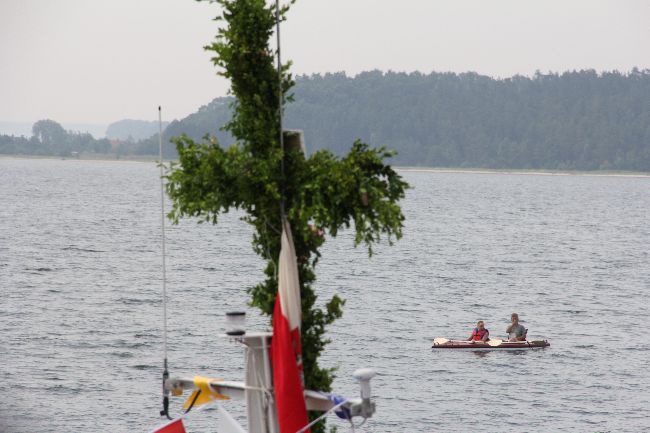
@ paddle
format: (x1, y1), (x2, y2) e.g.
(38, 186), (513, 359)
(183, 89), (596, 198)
(432, 337), (449, 346)
(433, 337), (499, 346)
(489, 338), (533, 346)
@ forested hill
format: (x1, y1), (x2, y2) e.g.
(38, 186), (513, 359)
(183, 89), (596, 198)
(162, 69), (650, 171)
(3, 70), (649, 171)
(105, 119), (170, 141)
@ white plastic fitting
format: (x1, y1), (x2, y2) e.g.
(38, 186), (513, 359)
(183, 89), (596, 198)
(353, 368), (376, 400)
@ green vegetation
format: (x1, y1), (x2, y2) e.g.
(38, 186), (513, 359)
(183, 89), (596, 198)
(3, 69), (648, 170)
(164, 1), (408, 430)
(106, 119), (170, 141)
(0, 119), (110, 156)
(163, 68), (650, 171)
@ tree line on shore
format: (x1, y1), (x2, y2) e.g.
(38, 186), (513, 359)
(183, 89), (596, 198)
(0, 119), (112, 156)
(3, 68), (649, 170)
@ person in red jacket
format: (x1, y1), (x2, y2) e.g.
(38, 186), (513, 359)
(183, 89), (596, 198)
(467, 320), (490, 342)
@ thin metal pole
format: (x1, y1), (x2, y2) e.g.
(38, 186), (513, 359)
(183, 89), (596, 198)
(158, 106), (171, 419)
(276, 0), (286, 219)
(158, 106), (168, 363)
(271, 5), (283, 433)
(262, 335), (277, 433)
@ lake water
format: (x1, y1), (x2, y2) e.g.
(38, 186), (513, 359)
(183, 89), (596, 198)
(1, 158), (649, 433)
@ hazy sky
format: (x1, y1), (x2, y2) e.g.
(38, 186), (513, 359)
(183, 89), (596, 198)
(2, 0), (649, 125)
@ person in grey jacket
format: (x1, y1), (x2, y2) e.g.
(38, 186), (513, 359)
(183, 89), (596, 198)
(506, 313), (528, 341)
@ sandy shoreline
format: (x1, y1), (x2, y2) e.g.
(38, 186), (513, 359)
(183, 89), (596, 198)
(0, 153), (156, 163)
(397, 166), (650, 178)
(2, 154), (649, 178)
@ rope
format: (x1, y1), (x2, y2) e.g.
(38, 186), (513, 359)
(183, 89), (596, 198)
(184, 389), (202, 414)
(295, 399), (349, 433)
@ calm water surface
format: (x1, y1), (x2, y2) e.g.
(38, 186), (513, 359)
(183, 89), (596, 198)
(1, 158), (649, 432)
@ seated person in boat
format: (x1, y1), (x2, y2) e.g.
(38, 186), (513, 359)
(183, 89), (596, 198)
(506, 313), (528, 341)
(467, 320), (490, 342)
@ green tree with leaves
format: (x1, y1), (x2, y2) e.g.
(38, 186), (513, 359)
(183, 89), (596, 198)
(165, 1), (408, 430)
(32, 119), (67, 147)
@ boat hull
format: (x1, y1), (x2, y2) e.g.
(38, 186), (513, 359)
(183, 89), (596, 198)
(431, 340), (550, 350)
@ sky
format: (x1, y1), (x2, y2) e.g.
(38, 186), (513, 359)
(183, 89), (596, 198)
(1, 0), (649, 129)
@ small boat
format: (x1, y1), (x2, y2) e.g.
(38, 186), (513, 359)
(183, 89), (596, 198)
(431, 337), (550, 350)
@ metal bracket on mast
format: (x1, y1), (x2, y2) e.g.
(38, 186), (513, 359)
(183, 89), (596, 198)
(164, 341), (378, 427)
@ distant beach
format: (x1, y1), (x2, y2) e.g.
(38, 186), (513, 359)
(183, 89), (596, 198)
(397, 166), (650, 178)
(3, 154), (649, 177)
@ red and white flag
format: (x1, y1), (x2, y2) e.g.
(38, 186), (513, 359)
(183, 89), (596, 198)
(150, 419), (185, 433)
(272, 218), (310, 433)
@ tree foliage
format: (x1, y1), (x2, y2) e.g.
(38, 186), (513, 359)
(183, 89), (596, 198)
(164, 1), (408, 430)
(0, 119), (110, 156)
(4, 69), (649, 171)
(106, 119), (170, 141)
(163, 68), (650, 172)
(32, 119), (67, 146)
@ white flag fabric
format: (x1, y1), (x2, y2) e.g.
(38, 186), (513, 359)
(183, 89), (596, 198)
(272, 217), (310, 433)
(278, 218), (301, 331)
(217, 405), (247, 433)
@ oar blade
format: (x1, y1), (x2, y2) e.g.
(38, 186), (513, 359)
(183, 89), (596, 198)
(487, 338), (503, 347)
(432, 337), (449, 346)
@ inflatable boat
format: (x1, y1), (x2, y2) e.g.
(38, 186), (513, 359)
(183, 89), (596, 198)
(431, 337), (550, 350)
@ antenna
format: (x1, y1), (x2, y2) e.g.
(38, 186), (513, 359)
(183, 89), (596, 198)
(276, 0), (286, 219)
(158, 105), (171, 419)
